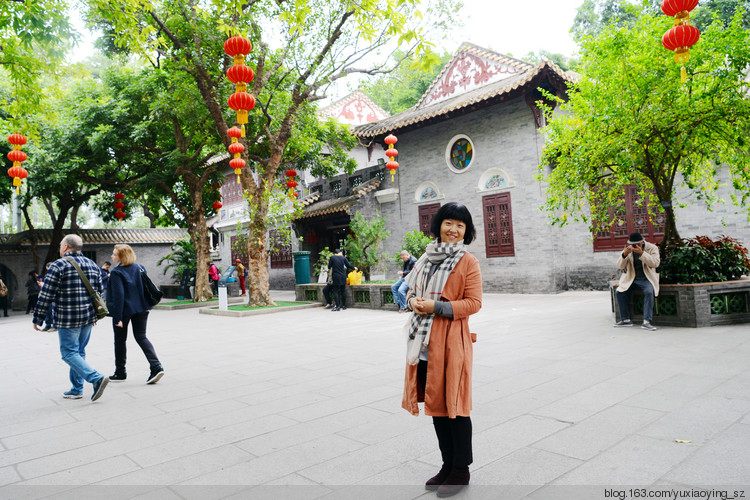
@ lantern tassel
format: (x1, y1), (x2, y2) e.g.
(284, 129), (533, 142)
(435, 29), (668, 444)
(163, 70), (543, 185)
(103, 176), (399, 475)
(681, 66), (687, 83)
(237, 175), (241, 184)
(241, 124), (246, 137)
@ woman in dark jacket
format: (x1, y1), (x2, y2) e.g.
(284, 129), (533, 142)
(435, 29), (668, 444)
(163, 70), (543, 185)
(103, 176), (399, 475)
(25, 270), (41, 314)
(106, 244), (164, 384)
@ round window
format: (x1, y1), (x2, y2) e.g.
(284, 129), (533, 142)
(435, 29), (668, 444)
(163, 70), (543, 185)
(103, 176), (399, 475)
(445, 135), (474, 173)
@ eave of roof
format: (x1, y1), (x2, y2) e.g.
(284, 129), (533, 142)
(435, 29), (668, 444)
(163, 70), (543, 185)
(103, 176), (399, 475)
(1, 228), (188, 246)
(298, 177), (381, 219)
(353, 59), (573, 140)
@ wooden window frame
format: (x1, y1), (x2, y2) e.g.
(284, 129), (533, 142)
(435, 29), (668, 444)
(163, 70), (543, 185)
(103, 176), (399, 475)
(483, 192), (515, 258)
(268, 230), (292, 269)
(418, 203), (441, 236)
(593, 185), (665, 252)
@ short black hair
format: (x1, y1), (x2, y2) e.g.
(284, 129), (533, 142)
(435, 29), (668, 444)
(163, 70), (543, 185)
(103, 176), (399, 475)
(430, 202), (476, 245)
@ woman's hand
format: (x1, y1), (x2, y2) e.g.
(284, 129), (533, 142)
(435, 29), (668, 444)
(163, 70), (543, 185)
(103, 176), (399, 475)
(115, 321), (123, 328)
(410, 297), (435, 315)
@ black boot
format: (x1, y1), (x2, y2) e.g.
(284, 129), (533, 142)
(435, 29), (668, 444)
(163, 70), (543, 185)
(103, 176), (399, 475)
(425, 464), (451, 491)
(146, 365), (164, 385)
(436, 467), (470, 498)
(108, 371), (126, 381)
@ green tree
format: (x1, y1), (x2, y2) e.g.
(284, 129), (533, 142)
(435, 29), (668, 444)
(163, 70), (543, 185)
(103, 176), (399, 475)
(571, 0), (659, 40)
(158, 237), (197, 281)
(396, 229), (432, 262)
(343, 211), (390, 280)
(691, 0), (750, 29)
(359, 50), (452, 114)
(0, 0), (76, 132)
(540, 9), (750, 246)
(85, 0), (456, 306)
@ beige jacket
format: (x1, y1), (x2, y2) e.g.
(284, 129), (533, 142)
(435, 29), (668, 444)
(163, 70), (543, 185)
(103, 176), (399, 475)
(616, 241), (660, 296)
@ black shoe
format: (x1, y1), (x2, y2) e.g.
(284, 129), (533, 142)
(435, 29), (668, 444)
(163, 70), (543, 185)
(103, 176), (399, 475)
(436, 467), (470, 498)
(109, 372), (127, 381)
(341, 306), (347, 310)
(91, 377), (109, 402)
(324, 304), (333, 309)
(147, 367), (164, 385)
(332, 306), (340, 311)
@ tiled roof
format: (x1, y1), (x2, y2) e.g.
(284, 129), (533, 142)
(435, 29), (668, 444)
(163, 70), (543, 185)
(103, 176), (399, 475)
(299, 177), (381, 219)
(354, 58), (573, 139)
(1, 228), (188, 246)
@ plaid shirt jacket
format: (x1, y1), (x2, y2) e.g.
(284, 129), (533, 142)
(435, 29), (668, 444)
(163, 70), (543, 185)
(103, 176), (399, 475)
(33, 251), (103, 329)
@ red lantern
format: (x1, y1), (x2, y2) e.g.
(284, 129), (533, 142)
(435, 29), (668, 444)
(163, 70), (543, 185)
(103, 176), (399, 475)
(662, 25), (700, 63)
(114, 201), (125, 210)
(227, 92), (256, 125)
(224, 36), (252, 63)
(114, 192), (125, 200)
(383, 134), (398, 181)
(7, 133), (29, 194)
(115, 210), (126, 220)
(285, 169), (297, 178)
(661, 0), (699, 21)
(7, 134), (27, 146)
(113, 193), (126, 222)
(227, 127), (242, 139)
(227, 65), (255, 86)
(286, 179), (298, 189)
(228, 142), (244, 154)
(7, 150), (27, 163)
(213, 201), (223, 211)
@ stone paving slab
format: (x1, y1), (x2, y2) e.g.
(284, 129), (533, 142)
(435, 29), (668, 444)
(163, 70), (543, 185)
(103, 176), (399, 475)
(1, 290), (749, 499)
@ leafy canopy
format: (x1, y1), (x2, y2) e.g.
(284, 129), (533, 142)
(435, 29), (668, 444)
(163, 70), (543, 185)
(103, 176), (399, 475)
(539, 8), (750, 244)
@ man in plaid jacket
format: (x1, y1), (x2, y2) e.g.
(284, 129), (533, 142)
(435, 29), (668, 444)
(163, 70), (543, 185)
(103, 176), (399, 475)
(33, 234), (109, 402)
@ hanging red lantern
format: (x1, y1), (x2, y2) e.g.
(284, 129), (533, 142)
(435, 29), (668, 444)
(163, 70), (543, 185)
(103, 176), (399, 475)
(225, 35), (255, 138)
(285, 169), (297, 178)
(7, 134), (29, 194)
(227, 127), (242, 139)
(223, 36), (252, 64)
(113, 193), (126, 222)
(228, 142), (244, 155)
(662, 25), (700, 63)
(213, 201), (223, 211)
(286, 179), (298, 189)
(383, 134), (399, 181)
(661, 0), (700, 82)
(661, 0), (699, 23)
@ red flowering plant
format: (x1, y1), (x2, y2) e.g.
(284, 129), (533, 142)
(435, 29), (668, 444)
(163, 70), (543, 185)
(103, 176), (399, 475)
(659, 235), (750, 284)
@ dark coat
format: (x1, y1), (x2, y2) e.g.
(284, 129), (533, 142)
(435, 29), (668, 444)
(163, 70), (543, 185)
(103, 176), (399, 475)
(107, 264), (151, 323)
(328, 254), (356, 286)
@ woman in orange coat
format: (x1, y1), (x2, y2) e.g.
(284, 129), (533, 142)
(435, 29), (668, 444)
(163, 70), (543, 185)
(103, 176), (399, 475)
(403, 202), (482, 498)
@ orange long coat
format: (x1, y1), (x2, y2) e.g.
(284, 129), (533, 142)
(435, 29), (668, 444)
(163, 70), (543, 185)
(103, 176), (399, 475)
(402, 252), (482, 418)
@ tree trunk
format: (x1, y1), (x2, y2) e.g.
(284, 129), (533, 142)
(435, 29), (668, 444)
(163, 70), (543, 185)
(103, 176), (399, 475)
(45, 203), (72, 264)
(188, 216), (215, 302)
(20, 207), (41, 273)
(660, 204), (681, 250)
(245, 202), (275, 307)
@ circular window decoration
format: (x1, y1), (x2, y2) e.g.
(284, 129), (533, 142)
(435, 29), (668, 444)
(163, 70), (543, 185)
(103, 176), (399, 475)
(445, 134), (475, 173)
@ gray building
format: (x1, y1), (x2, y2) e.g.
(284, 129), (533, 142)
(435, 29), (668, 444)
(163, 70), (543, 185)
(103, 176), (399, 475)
(344, 42), (749, 293)
(0, 228), (187, 310)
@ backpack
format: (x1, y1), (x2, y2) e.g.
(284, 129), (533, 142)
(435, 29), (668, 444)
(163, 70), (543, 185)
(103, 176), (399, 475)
(0, 280), (7, 297)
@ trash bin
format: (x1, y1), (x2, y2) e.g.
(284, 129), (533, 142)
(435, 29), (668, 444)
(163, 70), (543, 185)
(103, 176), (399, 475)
(292, 251), (312, 284)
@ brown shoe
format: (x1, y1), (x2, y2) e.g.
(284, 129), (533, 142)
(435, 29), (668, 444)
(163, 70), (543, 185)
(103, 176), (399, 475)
(425, 464), (451, 490)
(436, 467), (470, 498)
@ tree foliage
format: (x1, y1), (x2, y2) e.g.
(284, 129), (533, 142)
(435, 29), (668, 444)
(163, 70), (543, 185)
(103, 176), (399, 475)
(343, 211), (390, 280)
(540, 8), (750, 246)
(395, 229), (432, 262)
(84, 0), (456, 305)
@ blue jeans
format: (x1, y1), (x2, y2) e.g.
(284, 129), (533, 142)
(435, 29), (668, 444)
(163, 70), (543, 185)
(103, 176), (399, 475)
(617, 278), (655, 322)
(58, 324), (103, 394)
(391, 278), (409, 310)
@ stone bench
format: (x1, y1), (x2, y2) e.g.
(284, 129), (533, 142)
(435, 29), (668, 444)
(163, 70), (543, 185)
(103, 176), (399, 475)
(609, 278), (750, 328)
(295, 283), (400, 311)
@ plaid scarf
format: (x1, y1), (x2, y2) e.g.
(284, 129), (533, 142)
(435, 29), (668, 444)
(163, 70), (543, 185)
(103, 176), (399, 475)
(404, 241), (466, 363)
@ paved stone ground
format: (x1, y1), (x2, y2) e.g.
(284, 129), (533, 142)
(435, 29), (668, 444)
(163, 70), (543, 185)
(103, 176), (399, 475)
(0, 291), (748, 499)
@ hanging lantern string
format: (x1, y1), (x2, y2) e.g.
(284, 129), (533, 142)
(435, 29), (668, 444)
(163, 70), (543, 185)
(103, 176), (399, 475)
(661, 0), (700, 83)
(7, 134), (29, 195)
(384, 134), (399, 182)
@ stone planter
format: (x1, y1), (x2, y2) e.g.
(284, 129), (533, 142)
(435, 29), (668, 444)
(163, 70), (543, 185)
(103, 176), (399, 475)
(295, 283), (400, 311)
(610, 278), (750, 328)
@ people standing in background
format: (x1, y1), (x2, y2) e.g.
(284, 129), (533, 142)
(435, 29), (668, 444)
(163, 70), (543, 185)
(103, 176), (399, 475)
(208, 263), (221, 293)
(100, 261), (111, 298)
(235, 259), (246, 296)
(0, 271), (9, 317)
(392, 250), (417, 313)
(327, 248), (357, 312)
(25, 270), (41, 314)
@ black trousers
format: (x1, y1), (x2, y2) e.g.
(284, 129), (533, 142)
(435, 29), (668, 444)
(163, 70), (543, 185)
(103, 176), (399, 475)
(332, 284), (346, 308)
(113, 311), (161, 372)
(322, 283), (333, 304)
(418, 360), (473, 468)
(26, 294), (38, 314)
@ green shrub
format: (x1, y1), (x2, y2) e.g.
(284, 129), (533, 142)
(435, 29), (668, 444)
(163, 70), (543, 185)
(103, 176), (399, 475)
(659, 235), (750, 284)
(395, 229), (433, 262)
(314, 246), (334, 277)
